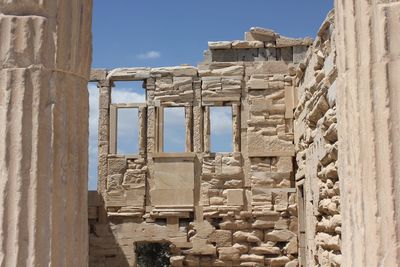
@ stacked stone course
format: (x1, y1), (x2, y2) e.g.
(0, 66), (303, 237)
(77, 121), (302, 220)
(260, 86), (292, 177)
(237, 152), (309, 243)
(293, 11), (341, 267)
(1, 2), (400, 267)
(88, 28), (311, 267)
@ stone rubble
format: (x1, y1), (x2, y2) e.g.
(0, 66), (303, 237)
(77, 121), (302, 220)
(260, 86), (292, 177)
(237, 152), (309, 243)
(293, 10), (341, 267)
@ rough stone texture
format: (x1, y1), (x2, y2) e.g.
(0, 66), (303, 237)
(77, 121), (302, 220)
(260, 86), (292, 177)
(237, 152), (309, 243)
(88, 28), (306, 267)
(293, 11), (341, 267)
(86, 4), (400, 266)
(0, 2), (398, 266)
(335, 1), (400, 266)
(0, 0), (92, 266)
(206, 32), (312, 63)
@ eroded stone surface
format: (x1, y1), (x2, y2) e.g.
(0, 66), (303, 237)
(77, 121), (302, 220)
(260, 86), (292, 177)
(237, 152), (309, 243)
(293, 10), (342, 267)
(0, 1), (93, 266)
(88, 27), (305, 267)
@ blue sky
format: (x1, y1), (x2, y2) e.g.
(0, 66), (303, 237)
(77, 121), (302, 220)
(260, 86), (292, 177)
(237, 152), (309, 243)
(88, 0), (334, 190)
(91, 0), (333, 68)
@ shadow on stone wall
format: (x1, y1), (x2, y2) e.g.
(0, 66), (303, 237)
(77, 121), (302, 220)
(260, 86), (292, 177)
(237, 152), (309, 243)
(88, 191), (132, 267)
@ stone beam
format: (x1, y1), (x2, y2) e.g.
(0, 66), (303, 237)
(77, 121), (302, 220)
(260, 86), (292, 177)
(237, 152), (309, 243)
(0, 0), (92, 266)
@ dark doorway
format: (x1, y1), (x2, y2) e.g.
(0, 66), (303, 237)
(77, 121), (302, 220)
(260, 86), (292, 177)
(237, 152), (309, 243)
(135, 242), (171, 267)
(297, 184), (306, 267)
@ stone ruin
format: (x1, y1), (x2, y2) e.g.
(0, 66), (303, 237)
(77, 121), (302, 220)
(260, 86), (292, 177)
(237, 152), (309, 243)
(1, 1), (400, 267)
(88, 12), (340, 267)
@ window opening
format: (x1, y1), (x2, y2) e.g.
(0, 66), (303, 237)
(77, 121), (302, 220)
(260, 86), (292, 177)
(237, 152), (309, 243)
(163, 107), (186, 152)
(116, 108), (139, 155)
(112, 81), (146, 104)
(210, 106), (233, 152)
(135, 242), (170, 267)
(88, 82), (99, 190)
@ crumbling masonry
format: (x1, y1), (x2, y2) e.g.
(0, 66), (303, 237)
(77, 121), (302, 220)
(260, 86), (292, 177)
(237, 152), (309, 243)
(1, 1), (400, 267)
(88, 12), (341, 267)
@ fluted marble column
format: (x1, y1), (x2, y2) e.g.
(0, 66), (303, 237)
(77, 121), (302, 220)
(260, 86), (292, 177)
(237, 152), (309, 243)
(0, 1), (92, 266)
(335, 1), (400, 266)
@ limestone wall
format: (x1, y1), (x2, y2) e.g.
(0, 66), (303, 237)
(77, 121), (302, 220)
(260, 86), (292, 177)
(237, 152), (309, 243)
(293, 11), (341, 267)
(89, 29), (311, 267)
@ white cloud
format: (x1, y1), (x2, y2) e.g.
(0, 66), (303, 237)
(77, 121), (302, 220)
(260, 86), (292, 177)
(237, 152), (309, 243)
(210, 107), (233, 152)
(112, 89), (146, 104)
(164, 107), (186, 152)
(88, 84), (99, 190)
(210, 107), (233, 136)
(137, 50), (161, 60)
(164, 107), (185, 127)
(117, 108), (139, 154)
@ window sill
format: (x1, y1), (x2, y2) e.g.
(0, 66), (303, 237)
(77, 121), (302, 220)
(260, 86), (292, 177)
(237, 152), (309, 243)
(108, 154), (140, 159)
(152, 152), (196, 159)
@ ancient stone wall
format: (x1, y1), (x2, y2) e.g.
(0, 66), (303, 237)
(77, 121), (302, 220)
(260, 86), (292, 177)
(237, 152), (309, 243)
(89, 29), (311, 267)
(293, 11), (341, 267)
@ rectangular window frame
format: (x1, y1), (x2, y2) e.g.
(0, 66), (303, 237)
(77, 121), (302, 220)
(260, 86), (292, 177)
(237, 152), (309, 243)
(155, 105), (193, 155)
(203, 103), (241, 154)
(109, 102), (147, 158)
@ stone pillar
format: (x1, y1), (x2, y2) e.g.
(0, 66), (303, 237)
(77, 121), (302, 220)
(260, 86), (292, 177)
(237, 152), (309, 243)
(232, 103), (241, 152)
(0, 1), (92, 266)
(185, 106), (193, 152)
(98, 80), (112, 195)
(193, 78), (203, 153)
(203, 106), (210, 153)
(335, 1), (400, 266)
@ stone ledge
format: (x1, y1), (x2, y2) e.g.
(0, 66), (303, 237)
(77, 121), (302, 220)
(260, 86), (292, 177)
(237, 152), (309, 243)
(152, 152), (196, 159)
(248, 150), (295, 157)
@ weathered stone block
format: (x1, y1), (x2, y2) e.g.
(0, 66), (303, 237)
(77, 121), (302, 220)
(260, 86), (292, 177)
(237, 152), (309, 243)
(232, 40), (264, 49)
(269, 256), (290, 267)
(226, 189), (244, 206)
(265, 229), (296, 242)
(237, 48), (259, 61)
(279, 47), (293, 62)
(258, 48), (277, 60)
(252, 220), (275, 229)
(273, 192), (288, 212)
(315, 233), (341, 251)
(218, 247), (241, 261)
(208, 230), (232, 247)
(233, 231), (261, 244)
(212, 49), (238, 62)
(239, 254), (264, 262)
(208, 41), (232, 50)
(250, 245), (280, 255)
(108, 158), (127, 175)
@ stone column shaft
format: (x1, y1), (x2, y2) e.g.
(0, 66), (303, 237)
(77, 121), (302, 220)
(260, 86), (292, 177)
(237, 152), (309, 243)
(97, 80), (111, 196)
(232, 103), (241, 152)
(203, 106), (210, 153)
(0, 1), (92, 266)
(185, 106), (193, 152)
(335, 0), (400, 265)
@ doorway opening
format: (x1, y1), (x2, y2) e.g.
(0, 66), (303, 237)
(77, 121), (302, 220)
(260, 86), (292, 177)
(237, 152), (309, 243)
(298, 184), (306, 267)
(135, 242), (171, 267)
